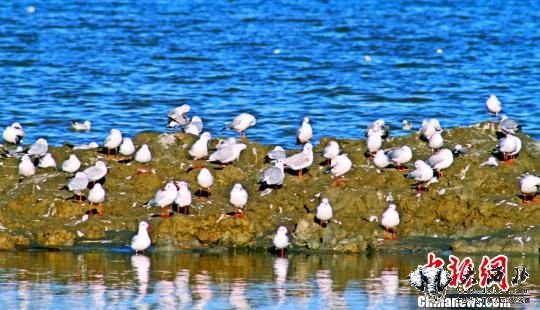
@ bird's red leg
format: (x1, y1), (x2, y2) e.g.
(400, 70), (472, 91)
(298, 169), (303, 179)
(89, 202), (93, 215)
(98, 203), (103, 216)
(392, 228), (398, 240)
(384, 227), (389, 240)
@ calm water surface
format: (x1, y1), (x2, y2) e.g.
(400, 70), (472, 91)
(0, 1), (539, 148)
(0, 251), (537, 309)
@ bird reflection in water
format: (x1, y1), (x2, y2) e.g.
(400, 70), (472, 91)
(273, 257), (288, 306)
(193, 271), (212, 310)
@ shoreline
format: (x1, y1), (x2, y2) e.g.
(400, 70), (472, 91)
(0, 122), (538, 255)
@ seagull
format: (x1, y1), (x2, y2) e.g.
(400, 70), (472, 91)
(61, 154), (81, 173)
(73, 142), (99, 150)
(365, 119), (390, 139)
(185, 116), (204, 136)
(259, 159), (285, 189)
(387, 145), (412, 172)
(148, 182), (177, 218)
(208, 143), (247, 167)
(174, 181), (192, 214)
(3, 122), (24, 145)
(297, 117), (313, 144)
(428, 131), (444, 152)
(83, 161), (108, 184)
(316, 198), (333, 228)
(119, 137), (136, 158)
(167, 104), (191, 131)
(486, 94), (502, 122)
(131, 221), (151, 254)
(519, 174), (540, 204)
(67, 172), (89, 202)
(322, 140), (340, 164)
(407, 160), (434, 193)
(103, 129), (122, 159)
(189, 132), (212, 168)
(366, 130), (383, 158)
(216, 137), (237, 150)
(273, 226), (289, 257)
(325, 154), (352, 186)
(71, 120), (91, 131)
(26, 138), (48, 158)
(381, 204), (400, 240)
(135, 144), (152, 174)
(283, 142), (313, 178)
(19, 155), (35, 177)
(224, 113), (256, 141)
(420, 119), (442, 140)
(497, 133), (521, 165)
(197, 168), (214, 199)
(427, 148), (454, 177)
(230, 183), (248, 218)
(402, 120), (413, 130)
(499, 115), (521, 135)
(38, 153), (56, 169)
(373, 150), (392, 169)
(266, 146), (287, 161)
(88, 183), (106, 216)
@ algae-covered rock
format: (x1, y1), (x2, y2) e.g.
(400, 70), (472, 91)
(0, 232), (16, 250)
(0, 122), (537, 254)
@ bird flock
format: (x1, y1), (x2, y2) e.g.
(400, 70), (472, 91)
(1, 94), (538, 256)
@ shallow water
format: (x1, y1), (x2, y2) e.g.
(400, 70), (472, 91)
(0, 251), (537, 309)
(0, 1), (539, 148)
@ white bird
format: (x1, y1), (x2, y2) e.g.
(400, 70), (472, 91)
(230, 183), (248, 217)
(497, 133), (521, 164)
(519, 174), (540, 204)
(427, 148), (454, 177)
(73, 142), (99, 150)
(365, 119), (390, 139)
(420, 119), (442, 140)
(26, 138), (48, 158)
(387, 145), (413, 171)
(174, 181), (192, 214)
(61, 154), (81, 173)
(407, 160), (434, 193)
(88, 183), (106, 216)
(428, 131), (444, 151)
(148, 182), (178, 218)
(225, 113), (256, 141)
(167, 104), (191, 131)
(38, 153), (56, 169)
(71, 120), (91, 131)
(83, 161), (108, 183)
(184, 116), (204, 136)
(273, 226), (289, 257)
(197, 168), (214, 199)
(322, 141), (340, 164)
(486, 94), (502, 121)
(283, 142), (313, 178)
(131, 221), (151, 254)
(326, 154), (352, 185)
(189, 132), (212, 168)
(119, 137), (136, 158)
(216, 137), (237, 150)
(103, 129), (123, 159)
(366, 131), (383, 156)
(373, 150), (391, 169)
(316, 198), (333, 228)
(3, 122), (24, 144)
(18, 155), (35, 177)
(402, 120), (413, 130)
(480, 156), (499, 167)
(499, 115), (521, 135)
(135, 144), (152, 173)
(67, 172), (89, 202)
(266, 146), (287, 161)
(296, 117), (313, 144)
(208, 143), (247, 166)
(259, 159), (285, 188)
(381, 204), (400, 240)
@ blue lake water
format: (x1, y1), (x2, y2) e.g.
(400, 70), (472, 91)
(0, 1), (539, 148)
